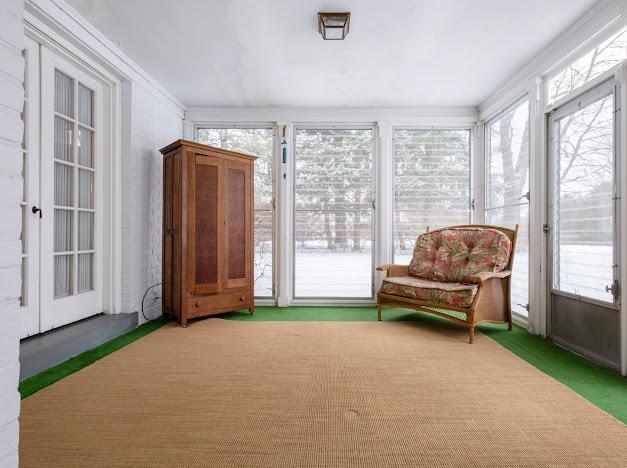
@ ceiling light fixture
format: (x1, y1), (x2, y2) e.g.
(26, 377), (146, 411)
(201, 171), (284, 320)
(318, 12), (350, 40)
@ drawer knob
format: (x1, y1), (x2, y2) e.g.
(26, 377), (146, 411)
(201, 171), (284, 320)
(239, 297), (244, 302)
(195, 302), (200, 308)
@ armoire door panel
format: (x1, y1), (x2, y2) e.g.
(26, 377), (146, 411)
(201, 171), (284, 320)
(225, 161), (250, 289)
(163, 155), (174, 311)
(190, 155), (223, 293)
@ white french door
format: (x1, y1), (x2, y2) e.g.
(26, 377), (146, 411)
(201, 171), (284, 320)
(23, 47), (105, 333)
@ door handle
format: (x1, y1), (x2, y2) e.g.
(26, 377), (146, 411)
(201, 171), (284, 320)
(31, 206), (42, 219)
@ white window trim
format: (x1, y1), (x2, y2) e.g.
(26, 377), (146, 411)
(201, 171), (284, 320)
(186, 110), (478, 307)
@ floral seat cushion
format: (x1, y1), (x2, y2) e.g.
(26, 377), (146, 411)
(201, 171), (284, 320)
(408, 228), (512, 283)
(380, 276), (478, 308)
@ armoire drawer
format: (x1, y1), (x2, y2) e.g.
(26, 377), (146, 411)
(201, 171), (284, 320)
(187, 291), (250, 318)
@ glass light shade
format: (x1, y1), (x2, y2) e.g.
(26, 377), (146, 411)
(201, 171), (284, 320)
(318, 12), (350, 40)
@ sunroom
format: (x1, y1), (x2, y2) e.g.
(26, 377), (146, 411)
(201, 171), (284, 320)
(1, 0), (627, 466)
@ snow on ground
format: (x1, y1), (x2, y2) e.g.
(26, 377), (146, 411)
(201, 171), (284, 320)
(253, 244), (613, 308)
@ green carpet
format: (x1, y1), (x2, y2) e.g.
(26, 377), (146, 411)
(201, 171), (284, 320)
(20, 307), (627, 425)
(19, 318), (170, 399)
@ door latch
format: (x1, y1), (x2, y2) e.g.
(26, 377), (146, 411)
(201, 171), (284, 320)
(605, 281), (620, 299)
(542, 224), (550, 234)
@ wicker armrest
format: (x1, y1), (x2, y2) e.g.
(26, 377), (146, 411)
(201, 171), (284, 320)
(469, 270), (512, 284)
(376, 264), (409, 277)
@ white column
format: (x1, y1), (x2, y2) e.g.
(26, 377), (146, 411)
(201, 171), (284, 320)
(276, 121), (293, 307)
(528, 76), (547, 337)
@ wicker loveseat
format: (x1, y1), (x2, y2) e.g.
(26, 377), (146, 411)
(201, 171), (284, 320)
(377, 224), (518, 343)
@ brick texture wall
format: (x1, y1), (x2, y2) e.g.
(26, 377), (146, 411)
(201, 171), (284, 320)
(121, 83), (183, 323)
(0, 0), (24, 466)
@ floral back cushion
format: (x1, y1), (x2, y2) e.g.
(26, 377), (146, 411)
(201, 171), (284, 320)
(408, 228), (512, 283)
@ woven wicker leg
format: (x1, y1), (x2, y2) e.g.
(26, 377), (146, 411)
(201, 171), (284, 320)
(469, 326), (475, 344)
(377, 304), (382, 321)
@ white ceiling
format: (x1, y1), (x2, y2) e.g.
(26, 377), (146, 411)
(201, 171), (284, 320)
(66, 0), (599, 108)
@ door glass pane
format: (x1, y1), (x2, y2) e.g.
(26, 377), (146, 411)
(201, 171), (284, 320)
(294, 128), (374, 298)
(78, 84), (93, 126)
(77, 253), (93, 293)
(54, 255), (72, 298)
(486, 98), (530, 317)
(552, 93), (614, 302)
(54, 117), (73, 162)
(55, 162), (73, 206)
(78, 212), (94, 251)
(196, 127), (274, 297)
(54, 70), (73, 117)
(78, 169), (93, 208)
(393, 129), (471, 264)
(54, 209), (72, 252)
(78, 127), (93, 167)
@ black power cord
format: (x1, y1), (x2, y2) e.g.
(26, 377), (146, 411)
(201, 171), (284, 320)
(140, 283), (163, 322)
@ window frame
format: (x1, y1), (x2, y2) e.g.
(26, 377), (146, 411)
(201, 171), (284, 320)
(391, 126), (474, 263)
(484, 95), (531, 319)
(291, 124), (377, 301)
(194, 123), (278, 301)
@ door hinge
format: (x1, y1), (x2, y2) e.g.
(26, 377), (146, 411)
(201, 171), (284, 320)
(542, 224), (550, 234)
(371, 199), (376, 210)
(606, 280), (620, 299)
(372, 283), (376, 295)
(470, 198), (475, 210)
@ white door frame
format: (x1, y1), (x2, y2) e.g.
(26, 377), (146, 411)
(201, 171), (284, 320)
(39, 46), (105, 331)
(19, 37), (41, 338)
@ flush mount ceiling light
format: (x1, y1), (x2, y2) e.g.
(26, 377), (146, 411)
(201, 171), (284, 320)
(318, 12), (350, 40)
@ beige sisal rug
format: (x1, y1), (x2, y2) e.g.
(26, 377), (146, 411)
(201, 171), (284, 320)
(20, 319), (627, 467)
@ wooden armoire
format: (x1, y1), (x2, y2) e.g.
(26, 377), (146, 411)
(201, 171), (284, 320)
(160, 140), (256, 326)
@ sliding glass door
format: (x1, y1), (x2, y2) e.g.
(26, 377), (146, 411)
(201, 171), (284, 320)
(293, 127), (375, 299)
(485, 97), (530, 318)
(196, 127), (275, 298)
(393, 129), (472, 264)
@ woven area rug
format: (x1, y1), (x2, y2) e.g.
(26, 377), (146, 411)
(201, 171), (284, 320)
(20, 319), (627, 467)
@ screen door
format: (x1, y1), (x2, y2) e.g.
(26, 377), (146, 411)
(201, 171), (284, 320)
(547, 79), (621, 368)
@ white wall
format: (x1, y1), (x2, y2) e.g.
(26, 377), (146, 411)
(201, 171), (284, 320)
(0, 0), (24, 465)
(121, 82), (183, 323)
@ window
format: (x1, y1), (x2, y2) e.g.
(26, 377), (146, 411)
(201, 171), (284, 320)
(549, 83), (616, 303)
(548, 28), (626, 104)
(393, 129), (471, 264)
(485, 97), (530, 317)
(293, 127), (374, 298)
(196, 127), (275, 298)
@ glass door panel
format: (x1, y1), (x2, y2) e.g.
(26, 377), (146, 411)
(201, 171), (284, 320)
(293, 128), (374, 299)
(551, 91), (616, 303)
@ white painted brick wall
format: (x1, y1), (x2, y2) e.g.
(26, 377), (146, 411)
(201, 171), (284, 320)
(0, 0), (24, 466)
(121, 83), (183, 323)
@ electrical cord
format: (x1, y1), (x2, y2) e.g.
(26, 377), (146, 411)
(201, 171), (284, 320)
(141, 283), (163, 322)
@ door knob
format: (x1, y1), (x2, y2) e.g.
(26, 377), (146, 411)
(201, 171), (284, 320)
(31, 206), (42, 218)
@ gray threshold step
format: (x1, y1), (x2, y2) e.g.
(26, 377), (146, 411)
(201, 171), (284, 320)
(19, 312), (138, 381)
